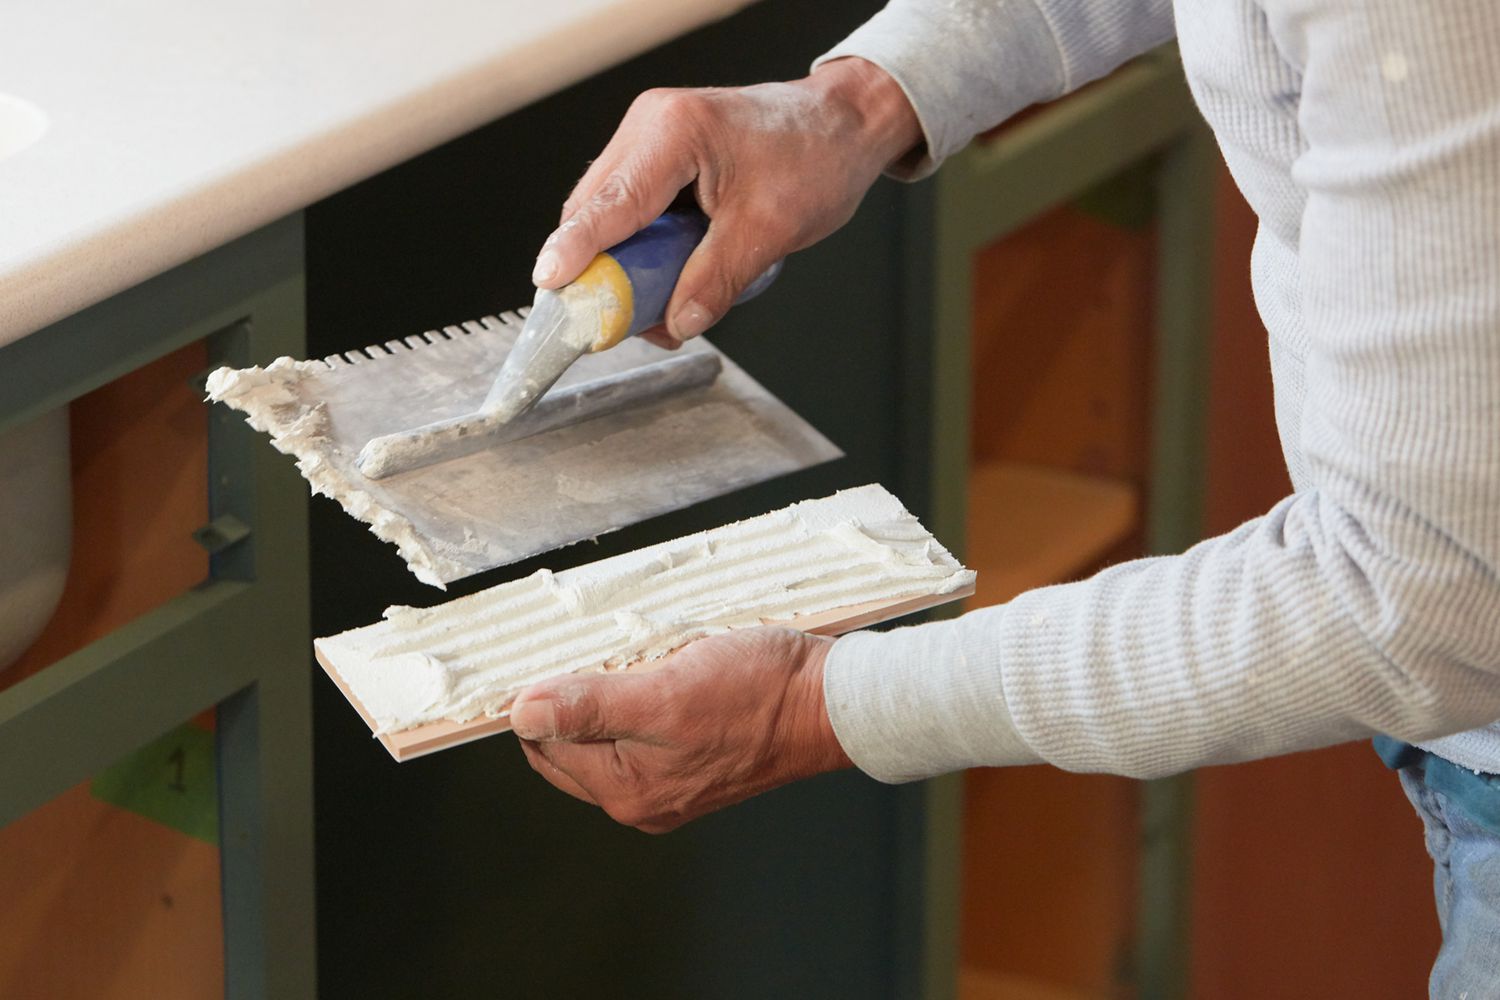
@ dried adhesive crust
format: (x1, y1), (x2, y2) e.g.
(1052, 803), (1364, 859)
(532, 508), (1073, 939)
(205, 358), (459, 587)
(315, 484), (974, 734)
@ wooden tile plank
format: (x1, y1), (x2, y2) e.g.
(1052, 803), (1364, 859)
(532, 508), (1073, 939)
(316, 583), (974, 762)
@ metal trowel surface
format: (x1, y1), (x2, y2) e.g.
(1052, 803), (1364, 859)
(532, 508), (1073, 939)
(205, 310), (842, 588)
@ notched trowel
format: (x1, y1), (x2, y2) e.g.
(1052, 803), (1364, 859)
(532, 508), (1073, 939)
(205, 213), (841, 588)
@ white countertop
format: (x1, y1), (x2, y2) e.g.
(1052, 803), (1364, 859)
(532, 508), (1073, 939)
(0, 0), (757, 348)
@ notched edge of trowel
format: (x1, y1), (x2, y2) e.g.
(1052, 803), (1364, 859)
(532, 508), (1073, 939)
(315, 311), (530, 371)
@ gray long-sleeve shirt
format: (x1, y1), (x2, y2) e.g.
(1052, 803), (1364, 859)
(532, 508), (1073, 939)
(817, 0), (1500, 781)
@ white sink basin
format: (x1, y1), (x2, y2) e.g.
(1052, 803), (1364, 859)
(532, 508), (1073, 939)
(0, 92), (47, 161)
(0, 408), (70, 671)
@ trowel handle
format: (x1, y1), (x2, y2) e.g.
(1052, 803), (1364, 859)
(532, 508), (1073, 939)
(601, 211), (782, 344)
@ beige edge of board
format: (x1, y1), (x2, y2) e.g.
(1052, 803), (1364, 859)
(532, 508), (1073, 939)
(315, 583), (974, 762)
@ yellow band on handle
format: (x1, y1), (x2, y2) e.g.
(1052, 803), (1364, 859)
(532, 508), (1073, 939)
(572, 253), (635, 353)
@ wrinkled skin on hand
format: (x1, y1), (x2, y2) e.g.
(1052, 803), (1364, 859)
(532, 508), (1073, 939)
(509, 627), (854, 834)
(531, 58), (922, 348)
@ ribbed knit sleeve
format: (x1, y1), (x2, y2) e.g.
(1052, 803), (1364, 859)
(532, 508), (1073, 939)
(824, 0), (1500, 783)
(812, 0), (1175, 179)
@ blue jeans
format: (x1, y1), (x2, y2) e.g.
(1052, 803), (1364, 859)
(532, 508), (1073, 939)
(1382, 740), (1500, 998)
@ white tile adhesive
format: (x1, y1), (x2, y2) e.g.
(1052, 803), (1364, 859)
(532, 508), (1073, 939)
(315, 484), (974, 734)
(202, 354), (450, 568)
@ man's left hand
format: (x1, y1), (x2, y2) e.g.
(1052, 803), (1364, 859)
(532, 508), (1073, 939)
(509, 627), (852, 833)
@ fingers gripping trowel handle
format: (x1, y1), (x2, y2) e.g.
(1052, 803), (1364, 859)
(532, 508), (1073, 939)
(604, 211), (783, 345)
(482, 212), (781, 424)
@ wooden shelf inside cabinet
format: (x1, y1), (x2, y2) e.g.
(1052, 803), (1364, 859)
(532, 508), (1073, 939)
(960, 966), (1107, 1000)
(965, 461), (1138, 608)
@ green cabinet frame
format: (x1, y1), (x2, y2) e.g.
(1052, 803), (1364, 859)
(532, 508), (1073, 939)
(0, 215), (316, 999)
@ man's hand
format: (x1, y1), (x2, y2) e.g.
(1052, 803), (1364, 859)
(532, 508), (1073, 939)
(508, 627), (853, 833)
(531, 58), (922, 347)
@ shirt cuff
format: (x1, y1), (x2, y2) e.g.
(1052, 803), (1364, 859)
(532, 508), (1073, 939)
(824, 613), (1043, 783)
(811, 0), (1066, 180)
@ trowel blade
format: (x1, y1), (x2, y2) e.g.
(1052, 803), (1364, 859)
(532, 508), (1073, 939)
(205, 310), (842, 588)
(356, 350), (722, 480)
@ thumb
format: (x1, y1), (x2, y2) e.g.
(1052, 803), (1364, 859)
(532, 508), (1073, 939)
(509, 673), (648, 742)
(665, 214), (785, 342)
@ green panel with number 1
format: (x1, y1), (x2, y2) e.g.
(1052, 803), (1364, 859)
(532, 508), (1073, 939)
(91, 721), (219, 845)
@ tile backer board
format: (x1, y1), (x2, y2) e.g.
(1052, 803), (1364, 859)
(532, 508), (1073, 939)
(315, 485), (976, 760)
(206, 311), (842, 587)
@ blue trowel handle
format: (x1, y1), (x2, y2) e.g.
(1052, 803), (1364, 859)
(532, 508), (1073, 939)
(603, 211), (783, 341)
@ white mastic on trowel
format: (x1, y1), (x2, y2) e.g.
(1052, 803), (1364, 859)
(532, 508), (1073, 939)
(205, 312), (841, 587)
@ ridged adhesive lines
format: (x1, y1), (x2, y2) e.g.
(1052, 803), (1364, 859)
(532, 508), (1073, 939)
(319, 485), (974, 733)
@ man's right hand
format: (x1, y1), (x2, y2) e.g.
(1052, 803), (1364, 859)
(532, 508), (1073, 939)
(530, 58), (922, 347)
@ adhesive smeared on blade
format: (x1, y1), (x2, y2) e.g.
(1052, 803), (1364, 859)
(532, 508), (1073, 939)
(357, 352), (722, 479)
(203, 311), (844, 587)
(482, 287), (592, 423)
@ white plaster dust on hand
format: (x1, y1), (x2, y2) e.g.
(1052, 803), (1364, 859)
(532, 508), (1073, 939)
(315, 485), (975, 735)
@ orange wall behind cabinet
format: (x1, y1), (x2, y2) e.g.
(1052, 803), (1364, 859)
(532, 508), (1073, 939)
(962, 203), (1153, 998)
(0, 343), (223, 1000)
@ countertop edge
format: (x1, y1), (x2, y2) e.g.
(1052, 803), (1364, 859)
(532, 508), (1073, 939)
(0, 0), (757, 351)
